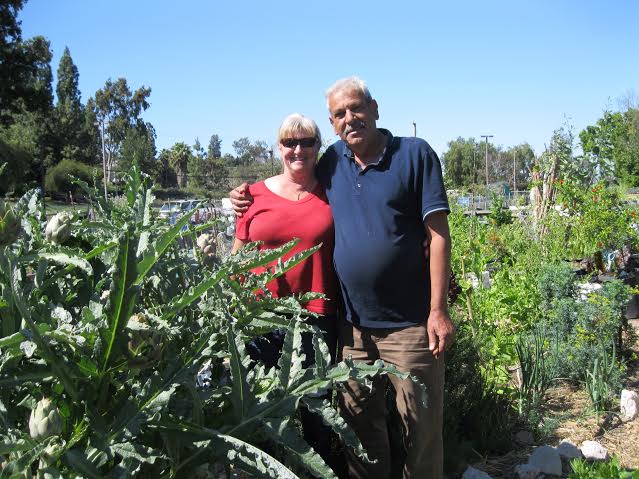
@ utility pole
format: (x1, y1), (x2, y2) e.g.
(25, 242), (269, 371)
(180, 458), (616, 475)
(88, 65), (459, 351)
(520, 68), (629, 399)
(269, 148), (274, 175)
(480, 135), (493, 192)
(412, 122), (417, 137)
(472, 147), (477, 186)
(513, 150), (517, 192)
(96, 120), (108, 198)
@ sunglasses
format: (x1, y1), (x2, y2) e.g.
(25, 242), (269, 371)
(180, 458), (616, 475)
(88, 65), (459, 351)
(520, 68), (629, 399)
(281, 137), (317, 148)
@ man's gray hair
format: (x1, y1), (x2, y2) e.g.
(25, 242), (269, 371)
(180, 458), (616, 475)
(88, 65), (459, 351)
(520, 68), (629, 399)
(325, 76), (373, 107)
(277, 113), (322, 144)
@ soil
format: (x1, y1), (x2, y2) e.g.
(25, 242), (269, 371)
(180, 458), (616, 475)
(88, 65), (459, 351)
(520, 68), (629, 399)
(470, 319), (639, 478)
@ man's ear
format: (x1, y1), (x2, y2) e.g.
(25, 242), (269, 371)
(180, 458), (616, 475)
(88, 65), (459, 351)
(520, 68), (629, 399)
(329, 116), (338, 134)
(371, 99), (379, 120)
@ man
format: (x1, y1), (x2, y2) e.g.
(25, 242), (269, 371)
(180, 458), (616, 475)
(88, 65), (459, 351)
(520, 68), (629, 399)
(231, 76), (454, 479)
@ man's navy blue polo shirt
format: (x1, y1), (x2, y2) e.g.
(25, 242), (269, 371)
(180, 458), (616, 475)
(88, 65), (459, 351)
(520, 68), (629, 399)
(316, 129), (449, 328)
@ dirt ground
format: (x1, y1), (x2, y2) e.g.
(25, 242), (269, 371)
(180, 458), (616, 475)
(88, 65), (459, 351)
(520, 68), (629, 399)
(471, 319), (639, 478)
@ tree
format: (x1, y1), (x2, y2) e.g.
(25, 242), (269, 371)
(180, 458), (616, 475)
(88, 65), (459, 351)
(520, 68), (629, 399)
(207, 134), (222, 159)
(441, 137), (480, 188)
(0, 108), (53, 194)
(54, 47), (90, 165)
(500, 143), (535, 190)
(168, 142), (192, 188)
(156, 148), (177, 188)
(89, 78), (152, 182)
(0, 0), (25, 121)
(232, 137), (270, 166)
(190, 137), (229, 192)
(120, 124), (157, 177)
(580, 108), (639, 186)
(0, 1), (55, 191)
(232, 137), (251, 165)
(249, 139), (270, 164)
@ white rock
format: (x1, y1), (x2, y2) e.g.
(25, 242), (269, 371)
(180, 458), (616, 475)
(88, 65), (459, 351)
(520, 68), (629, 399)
(481, 270), (493, 288)
(528, 445), (562, 476)
(462, 466), (493, 479)
(515, 430), (535, 445)
(581, 441), (609, 461)
(556, 439), (583, 460)
(465, 272), (479, 289)
(514, 463), (541, 479)
(620, 389), (638, 421)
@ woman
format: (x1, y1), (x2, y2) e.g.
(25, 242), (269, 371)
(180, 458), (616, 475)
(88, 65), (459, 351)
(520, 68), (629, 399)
(232, 113), (340, 471)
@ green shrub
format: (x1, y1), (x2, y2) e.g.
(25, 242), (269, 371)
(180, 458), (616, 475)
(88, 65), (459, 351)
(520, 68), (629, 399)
(443, 316), (516, 470)
(488, 192), (512, 226)
(538, 262), (577, 310)
(44, 159), (101, 197)
(569, 455), (639, 479)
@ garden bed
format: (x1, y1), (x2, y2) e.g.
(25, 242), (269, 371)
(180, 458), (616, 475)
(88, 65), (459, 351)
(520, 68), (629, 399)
(471, 318), (639, 478)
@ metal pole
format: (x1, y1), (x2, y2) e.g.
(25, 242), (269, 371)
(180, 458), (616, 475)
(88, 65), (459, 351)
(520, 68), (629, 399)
(513, 150), (517, 192)
(480, 135), (493, 193)
(269, 149), (274, 175)
(412, 122), (417, 137)
(99, 120), (108, 198)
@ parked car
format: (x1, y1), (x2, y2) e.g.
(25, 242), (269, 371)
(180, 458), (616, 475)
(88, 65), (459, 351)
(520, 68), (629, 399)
(159, 200), (207, 225)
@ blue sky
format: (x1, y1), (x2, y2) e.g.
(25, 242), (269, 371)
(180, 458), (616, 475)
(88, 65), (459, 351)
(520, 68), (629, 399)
(19, 0), (639, 158)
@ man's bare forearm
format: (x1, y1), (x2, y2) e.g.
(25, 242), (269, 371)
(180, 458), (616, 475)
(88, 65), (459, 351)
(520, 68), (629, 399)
(425, 212), (451, 312)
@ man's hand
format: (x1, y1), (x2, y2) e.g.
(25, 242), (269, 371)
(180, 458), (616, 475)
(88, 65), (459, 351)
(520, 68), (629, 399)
(427, 309), (455, 359)
(229, 183), (253, 217)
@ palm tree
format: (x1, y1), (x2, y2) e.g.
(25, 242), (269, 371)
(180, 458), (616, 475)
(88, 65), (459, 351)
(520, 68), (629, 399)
(169, 142), (191, 188)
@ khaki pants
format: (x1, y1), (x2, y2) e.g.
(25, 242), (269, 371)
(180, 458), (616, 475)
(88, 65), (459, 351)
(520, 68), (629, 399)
(338, 319), (444, 479)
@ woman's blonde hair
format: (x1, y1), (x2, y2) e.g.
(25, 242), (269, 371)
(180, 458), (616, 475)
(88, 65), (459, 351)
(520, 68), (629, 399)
(277, 113), (321, 145)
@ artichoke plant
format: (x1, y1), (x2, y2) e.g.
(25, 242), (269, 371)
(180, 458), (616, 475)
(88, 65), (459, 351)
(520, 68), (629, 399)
(0, 168), (417, 478)
(44, 212), (72, 244)
(0, 200), (20, 246)
(28, 398), (63, 441)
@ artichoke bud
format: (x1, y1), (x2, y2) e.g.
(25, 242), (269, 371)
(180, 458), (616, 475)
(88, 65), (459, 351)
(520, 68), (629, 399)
(44, 212), (72, 244)
(0, 200), (21, 246)
(127, 313), (152, 354)
(197, 233), (216, 257)
(29, 398), (63, 441)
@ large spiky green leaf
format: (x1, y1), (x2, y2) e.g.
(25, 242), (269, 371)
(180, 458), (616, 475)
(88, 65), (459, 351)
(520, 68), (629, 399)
(0, 368), (54, 388)
(99, 224), (139, 373)
(109, 442), (162, 468)
(262, 417), (337, 479)
(62, 449), (104, 479)
(165, 422), (300, 479)
(108, 330), (214, 442)
(0, 435), (33, 455)
(0, 437), (51, 479)
(228, 239), (300, 274)
(8, 256), (79, 400)
(301, 397), (371, 462)
(72, 178), (111, 218)
(160, 267), (229, 322)
(38, 248), (93, 275)
(312, 326), (330, 378)
(134, 207), (197, 285)
(226, 325), (254, 423)
(267, 244), (322, 280)
(277, 319), (304, 392)
(135, 188), (154, 257)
